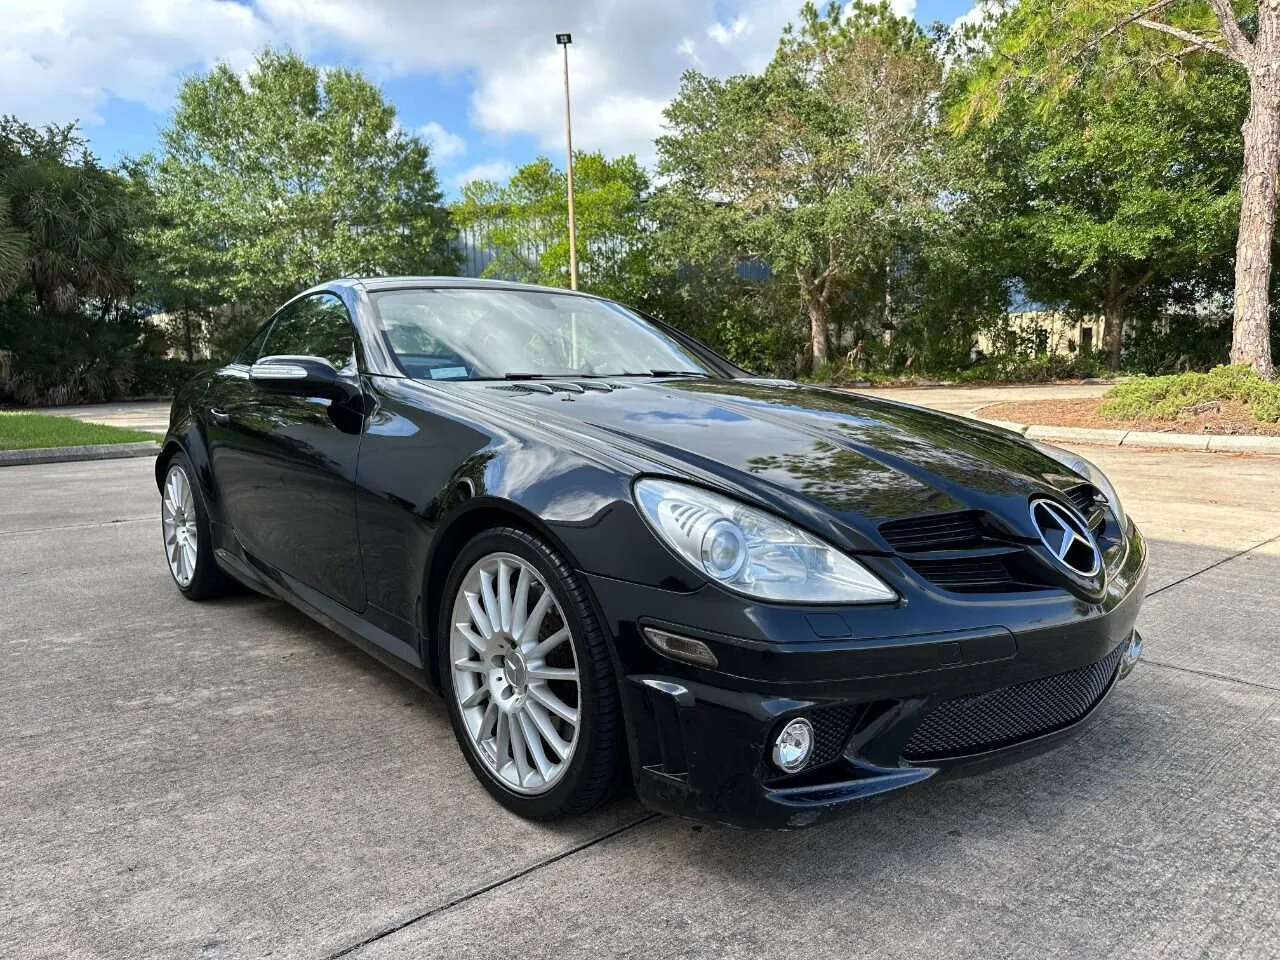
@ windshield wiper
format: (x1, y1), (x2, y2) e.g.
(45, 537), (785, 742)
(618, 369), (712, 379)
(501, 370), (711, 380)
(502, 372), (583, 380)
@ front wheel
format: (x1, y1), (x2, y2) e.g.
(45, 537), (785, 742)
(439, 527), (624, 819)
(160, 452), (228, 600)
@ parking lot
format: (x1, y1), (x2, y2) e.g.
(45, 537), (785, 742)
(2, 445), (1278, 960)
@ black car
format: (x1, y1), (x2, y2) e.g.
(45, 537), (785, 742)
(158, 277), (1146, 828)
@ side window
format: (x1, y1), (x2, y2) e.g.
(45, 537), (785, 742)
(236, 320), (275, 365)
(260, 293), (357, 370)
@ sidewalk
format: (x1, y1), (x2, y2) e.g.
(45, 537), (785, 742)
(853, 381), (1113, 417)
(851, 381), (1280, 453)
(30, 401), (171, 435)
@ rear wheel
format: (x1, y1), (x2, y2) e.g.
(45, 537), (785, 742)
(439, 527), (623, 819)
(160, 452), (228, 600)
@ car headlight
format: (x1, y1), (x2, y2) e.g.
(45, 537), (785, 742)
(1030, 441), (1127, 531)
(633, 478), (897, 604)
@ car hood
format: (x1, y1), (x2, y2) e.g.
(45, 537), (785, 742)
(453, 377), (1080, 545)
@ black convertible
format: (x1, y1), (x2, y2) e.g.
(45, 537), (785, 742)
(158, 277), (1147, 828)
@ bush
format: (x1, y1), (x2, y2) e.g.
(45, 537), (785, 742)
(1099, 364), (1280, 423)
(0, 298), (212, 405)
(128, 357), (216, 398)
(0, 301), (142, 405)
(1122, 312), (1231, 374)
(953, 350), (1109, 384)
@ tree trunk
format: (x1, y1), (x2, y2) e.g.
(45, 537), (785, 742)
(182, 301), (194, 362)
(796, 266), (831, 373)
(1232, 38), (1280, 378)
(1103, 268), (1126, 371)
(808, 297), (829, 372)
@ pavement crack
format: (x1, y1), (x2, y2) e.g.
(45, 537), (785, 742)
(325, 812), (662, 959)
(1138, 657), (1280, 694)
(0, 516), (154, 537)
(1144, 533), (1280, 600)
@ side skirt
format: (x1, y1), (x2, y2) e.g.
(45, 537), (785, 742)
(213, 543), (431, 691)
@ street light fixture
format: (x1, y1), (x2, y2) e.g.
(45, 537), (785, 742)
(556, 32), (579, 291)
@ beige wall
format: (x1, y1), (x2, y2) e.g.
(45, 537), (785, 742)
(976, 310), (1100, 358)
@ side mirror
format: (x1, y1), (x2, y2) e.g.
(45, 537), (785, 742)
(250, 355), (358, 401)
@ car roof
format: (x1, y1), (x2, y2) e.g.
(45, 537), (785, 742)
(312, 276), (599, 298)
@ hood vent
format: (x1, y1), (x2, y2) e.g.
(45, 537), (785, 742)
(487, 379), (629, 396)
(489, 382), (556, 395)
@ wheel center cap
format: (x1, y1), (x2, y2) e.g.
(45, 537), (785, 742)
(503, 650), (527, 688)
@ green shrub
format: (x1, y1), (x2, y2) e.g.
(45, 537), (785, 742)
(0, 302), (142, 406)
(129, 357), (216, 398)
(0, 299), (212, 405)
(1122, 312), (1230, 374)
(953, 350), (1109, 384)
(1099, 364), (1280, 423)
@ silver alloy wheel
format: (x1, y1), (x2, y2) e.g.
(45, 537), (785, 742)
(161, 464), (199, 588)
(449, 551), (581, 795)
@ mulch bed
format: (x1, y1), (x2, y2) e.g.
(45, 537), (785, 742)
(981, 397), (1280, 437)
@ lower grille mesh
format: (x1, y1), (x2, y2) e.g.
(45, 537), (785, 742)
(902, 643), (1125, 761)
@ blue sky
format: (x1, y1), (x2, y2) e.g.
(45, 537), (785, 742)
(2, 0), (976, 196)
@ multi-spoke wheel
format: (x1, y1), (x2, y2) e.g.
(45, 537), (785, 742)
(162, 464), (198, 588)
(440, 527), (624, 819)
(159, 451), (227, 600)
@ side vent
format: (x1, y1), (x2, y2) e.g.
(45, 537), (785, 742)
(488, 382), (555, 395)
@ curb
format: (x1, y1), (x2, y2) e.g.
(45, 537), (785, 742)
(973, 417), (1280, 454)
(0, 441), (160, 468)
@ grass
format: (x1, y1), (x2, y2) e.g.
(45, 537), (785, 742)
(1099, 364), (1280, 424)
(0, 412), (159, 451)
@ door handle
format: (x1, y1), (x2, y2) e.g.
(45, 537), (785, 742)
(210, 407), (231, 425)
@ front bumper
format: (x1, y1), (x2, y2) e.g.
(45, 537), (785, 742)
(588, 524), (1148, 829)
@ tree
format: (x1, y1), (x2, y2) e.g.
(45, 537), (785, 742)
(962, 0), (1277, 378)
(453, 152), (651, 302)
(135, 50), (457, 336)
(0, 197), (25, 299)
(952, 47), (1246, 368)
(0, 118), (140, 312)
(656, 1), (941, 372)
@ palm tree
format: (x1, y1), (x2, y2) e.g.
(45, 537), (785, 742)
(0, 117), (138, 312)
(0, 196), (26, 298)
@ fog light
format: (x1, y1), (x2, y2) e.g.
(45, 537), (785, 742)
(772, 718), (815, 773)
(642, 627), (718, 668)
(1120, 629), (1143, 678)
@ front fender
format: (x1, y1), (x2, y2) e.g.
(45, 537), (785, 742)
(156, 376), (220, 523)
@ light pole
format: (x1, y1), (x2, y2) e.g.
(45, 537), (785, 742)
(556, 32), (579, 291)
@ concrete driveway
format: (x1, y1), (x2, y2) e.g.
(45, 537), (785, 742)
(2, 444), (1278, 959)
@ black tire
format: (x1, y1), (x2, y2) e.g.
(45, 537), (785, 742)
(161, 451), (229, 601)
(438, 526), (625, 820)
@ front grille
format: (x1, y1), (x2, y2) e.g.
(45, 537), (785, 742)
(880, 511), (984, 551)
(901, 643), (1125, 761)
(1065, 483), (1107, 533)
(906, 557), (1013, 590)
(880, 511), (1027, 592)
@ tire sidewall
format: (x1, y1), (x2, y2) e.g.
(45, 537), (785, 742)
(437, 527), (615, 819)
(163, 451), (218, 599)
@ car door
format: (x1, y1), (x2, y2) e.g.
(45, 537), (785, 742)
(212, 292), (367, 611)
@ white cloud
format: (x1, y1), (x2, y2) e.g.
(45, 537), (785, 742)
(259, 0), (806, 162)
(889, 0), (918, 19)
(707, 17), (750, 45)
(951, 1), (1001, 33)
(0, 0), (269, 126)
(419, 121), (466, 162)
(0, 0), (817, 162)
(453, 159), (515, 188)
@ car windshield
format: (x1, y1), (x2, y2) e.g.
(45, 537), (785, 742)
(369, 287), (715, 381)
